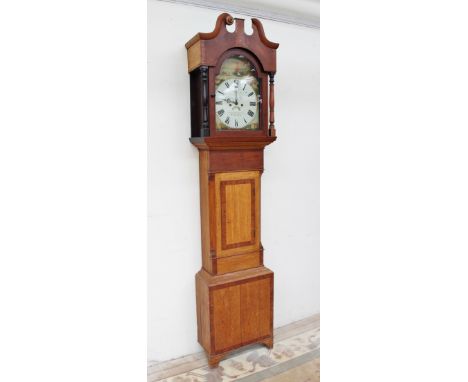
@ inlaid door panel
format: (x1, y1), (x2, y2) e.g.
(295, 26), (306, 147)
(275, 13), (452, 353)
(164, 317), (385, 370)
(240, 277), (272, 343)
(212, 285), (242, 352)
(215, 171), (260, 257)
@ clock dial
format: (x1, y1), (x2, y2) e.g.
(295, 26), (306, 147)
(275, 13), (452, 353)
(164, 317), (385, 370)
(215, 55), (260, 130)
(215, 79), (258, 129)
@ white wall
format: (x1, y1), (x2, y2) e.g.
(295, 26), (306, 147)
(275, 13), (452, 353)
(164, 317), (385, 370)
(148, 0), (319, 362)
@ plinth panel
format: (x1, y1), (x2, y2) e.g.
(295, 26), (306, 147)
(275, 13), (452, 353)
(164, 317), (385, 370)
(196, 267), (274, 359)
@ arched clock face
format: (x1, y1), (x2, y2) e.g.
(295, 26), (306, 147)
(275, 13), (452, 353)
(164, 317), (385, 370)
(215, 79), (258, 129)
(214, 54), (260, 131)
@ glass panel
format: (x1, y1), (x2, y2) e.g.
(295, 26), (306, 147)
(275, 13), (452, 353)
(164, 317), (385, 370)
(215, 55), (260, 130)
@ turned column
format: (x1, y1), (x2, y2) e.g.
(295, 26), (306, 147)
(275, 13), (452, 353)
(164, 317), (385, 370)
(269, 72), (276, 137)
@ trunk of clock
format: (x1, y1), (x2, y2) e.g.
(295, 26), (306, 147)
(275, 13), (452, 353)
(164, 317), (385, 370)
(191, 137), (275, 367)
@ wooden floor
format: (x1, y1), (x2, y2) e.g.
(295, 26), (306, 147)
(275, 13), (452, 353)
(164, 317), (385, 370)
(148, 314), (320, 382)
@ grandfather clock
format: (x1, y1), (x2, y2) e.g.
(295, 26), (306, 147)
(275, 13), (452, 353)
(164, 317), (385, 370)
(186, 13), (279, 367)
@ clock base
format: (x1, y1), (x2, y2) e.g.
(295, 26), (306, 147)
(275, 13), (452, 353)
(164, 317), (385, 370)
(195, 266), (274, 368)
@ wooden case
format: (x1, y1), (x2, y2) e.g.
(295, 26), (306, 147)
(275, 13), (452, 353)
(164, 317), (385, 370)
(186, 13), (279, 368)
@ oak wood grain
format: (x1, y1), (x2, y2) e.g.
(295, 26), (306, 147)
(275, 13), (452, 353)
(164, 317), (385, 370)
(187, 40), (202, 73)
(221, 179), (255, 248)
(240, 277), (272, 343)
(215, 250), (262, 274)
(195, 272), (211, 352)
(199, 150), (213, 273)
(215, 171), (260, 258)
(212, 285), (242, 352)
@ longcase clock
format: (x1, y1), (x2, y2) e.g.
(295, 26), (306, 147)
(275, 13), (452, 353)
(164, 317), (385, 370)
(185, 13), (279, 367)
